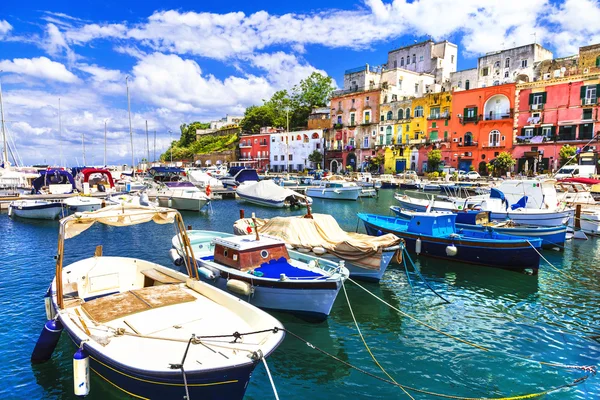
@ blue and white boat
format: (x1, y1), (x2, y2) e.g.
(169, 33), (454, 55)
(306, 176), (361, 201)
(220, 167), (260, 188)
(36, 204), (284, 399)
(358, 212), (542, 273)
(8, 200), (63, 220)
(172, 230), (349, 321)
(236, 180), (312, 208)
(390, 206), (568, 250)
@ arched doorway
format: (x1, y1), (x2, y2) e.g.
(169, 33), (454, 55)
(346, 152), (357, 171)
(478, 161), (487, 175)
(330, 160), (339, 173)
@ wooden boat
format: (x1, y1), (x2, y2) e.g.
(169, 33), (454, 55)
(34, 204), (284, 399)
(232, 214), (402, 282)
(358, 212), (542, 273)
(172, 229), (349, 321)
(8, 200), (63, 220)
(390, 206), (567, 250)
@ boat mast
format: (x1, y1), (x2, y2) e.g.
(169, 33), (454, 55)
(58, 98), (64, 168)
(145, 120), (149, 170)
(126, 76), (134, 176)
(0, 75), (8, 167)
(153, 130), (156, 162)
(104, 120), (107, 166)
(81, 131), (86, 165)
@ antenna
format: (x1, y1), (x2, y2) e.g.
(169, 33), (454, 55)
(145, 120), (150, 171)
(531, 32), (537, 45)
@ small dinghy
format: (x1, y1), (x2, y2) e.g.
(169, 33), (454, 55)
(172, 225), (349, 321)
(32, 204), (284, 399)
(8, 200), (63, 220)
(62, 196), (105, 213)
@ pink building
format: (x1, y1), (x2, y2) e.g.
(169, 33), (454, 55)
(238, 134), (271, 170)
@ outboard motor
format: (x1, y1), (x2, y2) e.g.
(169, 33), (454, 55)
(97, 184), (106, 193)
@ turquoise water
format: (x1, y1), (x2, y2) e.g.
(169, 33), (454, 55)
(1, 190), (598, 399)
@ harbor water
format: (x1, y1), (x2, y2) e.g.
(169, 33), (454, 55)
(1, 189), (598, 399)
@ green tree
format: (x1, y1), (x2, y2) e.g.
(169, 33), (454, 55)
(369, 154), (385, 173)
(427, 149), (442, 172)
(240, 105), (276, 133)
(559, 144), (577, 166)
(494, 151), (516, 176)
(308, 150), (323, 168)
(292, 72), (335, 108)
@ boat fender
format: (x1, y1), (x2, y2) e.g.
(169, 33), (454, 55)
(279, 274), (288, 281)
(97, 184), (106, 193)
(227, 279), (253, 296)
(312, 246), (327, 255)
(415, 238), (422, 255)
(297, 248), (310, 253)
(31, 319), (63, 364)
(169, 249), (184, 266)
(376, 229), (383, 237)
(73, 347), (90, 396)
(446, 245), (458, 256)
(198, 266), (216, 280)
(44, 293), (56, 321)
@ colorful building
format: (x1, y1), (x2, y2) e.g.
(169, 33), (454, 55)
(513, 73), (600, 173)
(238, 133), (271, 170)
(448, 84), (516, 173)
(270, 129), (324, 172)
(381, 98), (412, 173)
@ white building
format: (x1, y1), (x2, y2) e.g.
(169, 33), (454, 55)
(269, 129), (324, 172)
(387, 40), (458, 84)
(210, 115), (243, 130)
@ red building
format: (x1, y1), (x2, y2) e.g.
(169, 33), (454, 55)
(449, 84), (516, 174)
(513, 74), (600, 173)
(238, 134), (271, 170)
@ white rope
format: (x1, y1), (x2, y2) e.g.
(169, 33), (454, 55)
(525, 240), (579, 282)
(262, 357), (280, 400)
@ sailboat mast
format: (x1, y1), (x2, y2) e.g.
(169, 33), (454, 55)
(0, 76), (8, 167)
(153, 130), (156, 162)
(104, 120), (107, 166)
(126, 76), (134, 175)
(81, 132), (86, 165)
(145, 120), (149, 169)
(58, 98), (63, 167)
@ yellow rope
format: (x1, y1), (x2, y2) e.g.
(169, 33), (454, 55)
(525, 240), (580, 282)
(341, 282), (415, 400)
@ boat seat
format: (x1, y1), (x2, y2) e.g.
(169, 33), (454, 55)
(141, 268), (184, 286)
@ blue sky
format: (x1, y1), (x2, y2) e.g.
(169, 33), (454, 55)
(0, 0), (598, 165)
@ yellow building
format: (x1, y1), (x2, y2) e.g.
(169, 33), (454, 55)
(380, 98), (412, 173)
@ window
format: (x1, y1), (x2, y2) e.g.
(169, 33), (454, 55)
(271, 137), (275, 142)
(430, 107), (440, 119)
(386, 126), (393, 144)
(397, 125), (402, 133)
(464, 132), (473, 145)
(430, 131), (438, 141)
(393, 60), (397, 68)
(521, 59), (528, 68)
(380, 114), (385, 122)
(505, 58), (510, 68)
(351, 98), (355, 104)
(398, 80), (402, 89)
(405, 134), (410, 143)
(580, 123), (594, 139)
(464, 107), (477, 121)
(581, 85), (598, 105)
(458, 81), (462, 88)
(363, 136), (369, 148)
(412, 54), (416, 63)
(482, 67), (489, 76)
(432, 122), (437, 128)
(445, 119), (449, 126)
(274, 155), (278, 161)
(337, 115), (342, 124)
(597, 56), (600, 67)
(398, 108), (404, 120)
(524, 128), (534, 137)
(400, 57), (404, 66)
(380, 126), (384, 132)
(451, 55), (455, 63)
(444, 131), (448, 140)
(489, 130), (500, 146)
(350, 113), (355, 125)
(387, 111), (393, 120)
(316, 143), (320, 149)
(583, 108), (593, 120)
(529, 92), (546, 108)
(541, 126), (553, 138)
(419, 55), (424, 62)
(493, 80), (500, 86)
(338, 101), (341, 109)
(465, 80), (470, 90)
(366, 96), (370, 101)
(364, 111), (371, 123)
(494, 61), (500, 68)
(289, 154), (293, 161)
(414, 106), (424, 117)
(406, 124), (410, 131)
(415, 83), (419, 93)
(406, 108), (411, 118)
(504, 71), (509, 78)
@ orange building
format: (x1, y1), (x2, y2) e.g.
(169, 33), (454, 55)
(449, 84), (516, 173)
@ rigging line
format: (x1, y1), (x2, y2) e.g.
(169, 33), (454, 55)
(342, 281), (415, 399)
(403, 248), (451, 304)
(282, 328), (591, 400)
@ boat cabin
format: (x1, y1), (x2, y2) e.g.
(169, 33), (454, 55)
(212, 236), (290, 271)
(407, 213), (457, 236)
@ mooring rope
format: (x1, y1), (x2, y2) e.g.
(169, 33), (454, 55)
(261, 356), (280, 400)
(525, 240), (580, 282)
(402, 248), (451, 304)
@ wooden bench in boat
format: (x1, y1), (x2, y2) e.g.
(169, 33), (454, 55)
(81, 284), (196, 324)
(141, 268), (184, 286)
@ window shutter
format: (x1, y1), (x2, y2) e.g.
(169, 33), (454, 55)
(521, 128), (526, 136)
(463, 108), (468, 117)
(528, 93), (534, 105)
(474, 107), (478, 118)
(596, 85), (600, 100)
(535, 127), (542, 136)
(550, 126), (556, 136)
(541, 92), (547, 103)
(580, 85), (587, 99)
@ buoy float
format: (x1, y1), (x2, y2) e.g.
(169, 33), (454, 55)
(446, 244), (458, 256)
(73, 347), (90, 396)
(296, 248), (310, 253)
(312, 246), (326, 255)
(198, 266), (216, 280)
(169, 249), (183, 266)
(44, 287), (56, 320)
(226, 279), (252, 296)
(31, 319), (63, 364)
(415, 238), (422, 255)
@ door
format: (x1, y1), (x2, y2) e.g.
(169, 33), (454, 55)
(395, 159), (406, 173)
(459, 160), (472, 172)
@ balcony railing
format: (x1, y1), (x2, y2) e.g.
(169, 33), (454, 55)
(483, 110), (513, 121)
(427, 112), (451, 120)
(462, 116), (479, 124)
(482, 141), (505, 148)
(558, 134), (576, 141)
(333, 123), (344, 129)
(409, 138), (426, 145)
(458, 141), (478, 147)
(239, 143), (251, 148)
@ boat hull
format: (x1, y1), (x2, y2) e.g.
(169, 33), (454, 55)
(306, 187), (360, 200)
(157, 196), (209, 211)
(361, 219), (540, 271)
(58, 313), (256, 400)
(312, 251), (395, 282)
(8, 202), (63, 220)
(489, 210), (571, 227)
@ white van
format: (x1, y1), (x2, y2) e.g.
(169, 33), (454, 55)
(554, 164), (596, 179)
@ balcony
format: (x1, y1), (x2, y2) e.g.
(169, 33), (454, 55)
(461, 116), (479, 124)
(529, 103), (544, 111)
(333, 123), (344, 129)
(558, 134), (576, 141)
(483, 110), (513, 121)
(239, 143), (251, 148)
(458, 141), (478, 147)
(481, 142), (506, 149)
(409, 138), (426, 145)
(427, 112), (451, 120)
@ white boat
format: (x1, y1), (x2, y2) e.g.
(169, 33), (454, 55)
(33, 204), (284, 399)
(107, 192), (157, 207)
(8, 200), (63, 220)
(236, 180), (312, 208)
(232, 214), (403, 282)
(359, 187), (378, 198)
(186, 168), (224, 189)
(172, 231), (349, 321)
(62, 196), (105, 213)
(152, 181), (210, 211)
(556, 182), (600, 235)
(306, 175), (361, 201)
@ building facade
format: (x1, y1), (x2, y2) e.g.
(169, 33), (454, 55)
(386, 40), (458, 84)
(238, 133), (271, 170)
(307, 107), (331, 130)
(270, 129), (324, 172)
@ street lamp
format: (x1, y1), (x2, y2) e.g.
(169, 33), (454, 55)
(168, 130), (173, 164)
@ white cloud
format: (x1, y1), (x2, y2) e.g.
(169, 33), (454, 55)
(0, 20), (12, 38)
(546, 0), (600, 55)
(11, 121), (52, 136)
(0, 57), (80, 83)
(43, 23), (78, 63)
(76, 64), (122, 82)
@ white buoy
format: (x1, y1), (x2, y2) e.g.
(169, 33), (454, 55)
(198, 266), (216, 280)
(446, 245), (458, 256)
(227, 279), (252, 296)
(415, 238), (422, 255)
(73, 348), (90, 396)
(312, 246), (326, 255)
(169, 249), (183, 266)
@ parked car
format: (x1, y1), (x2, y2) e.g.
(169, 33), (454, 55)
(466, 171), (481, 180)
